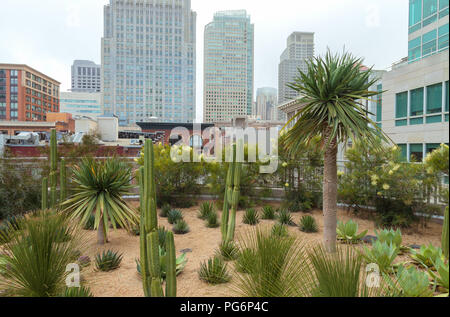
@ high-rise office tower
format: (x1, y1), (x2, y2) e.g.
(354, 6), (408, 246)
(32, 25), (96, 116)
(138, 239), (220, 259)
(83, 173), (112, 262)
(256, 87), (277, 121)
(71, 60), (101, 93)
(278, 32), (314, 120)
(204, 10), (254, 123)
(102, 0), (196, 126)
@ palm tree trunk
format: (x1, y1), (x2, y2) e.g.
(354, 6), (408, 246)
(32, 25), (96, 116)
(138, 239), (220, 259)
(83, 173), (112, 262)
(323, 136), (338, 253)
(98, 216), (105, 245)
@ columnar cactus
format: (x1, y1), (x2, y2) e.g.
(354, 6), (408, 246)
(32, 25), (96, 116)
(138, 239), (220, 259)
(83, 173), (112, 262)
(59, 158), (67, 202)
(139, 139), (177, 297)
(442, 206), (449, 259)
(41, 177), (48, 210)
(49, 129), (58, 208)
(221, 142), (242, 242)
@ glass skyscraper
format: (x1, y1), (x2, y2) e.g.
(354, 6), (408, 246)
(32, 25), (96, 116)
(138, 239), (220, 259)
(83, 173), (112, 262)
(203, 10), (254, 123)
(102, 0), (196, 126)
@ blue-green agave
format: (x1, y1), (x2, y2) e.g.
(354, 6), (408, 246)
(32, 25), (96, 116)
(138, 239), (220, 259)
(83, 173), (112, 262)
(336, 220), (368, 243)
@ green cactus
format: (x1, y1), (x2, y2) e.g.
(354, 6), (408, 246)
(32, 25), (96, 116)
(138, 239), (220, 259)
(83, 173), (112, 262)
(442, 207), (449, 259)
(49, 129), (58, 208)
(59, 159), (67, 202)
(221, 142), (243, 242)
(41, 177), (48, 210)
(139, 140), (177, 297)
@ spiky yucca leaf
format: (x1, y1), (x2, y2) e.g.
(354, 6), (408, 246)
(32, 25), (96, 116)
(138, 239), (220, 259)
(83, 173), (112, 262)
(198, 257), (231, 285)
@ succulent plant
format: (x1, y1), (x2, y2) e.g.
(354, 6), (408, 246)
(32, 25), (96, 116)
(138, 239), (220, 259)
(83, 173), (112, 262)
(216, 240), (239, 261)
(205, 210), (220, 228)
(77, 255), (91, 268)
(198, 257), (231, 285)
(136, 247), (187, 279)
(277, 209), (295, 226)
(410, 244), (444, 269)
(173, 220), (190, 235)
(235, 248), (257, 274)
(299, 215), (318, 233)
(387, 265), (433, 297)
(442, 207), (448, 259)
(167, 209), (183, 225)
(336, 220), (367, 243)
(362, 241), (398, 273)
(261, 206), (276, 220)
(375, 228), (402, 249)
(62, 286), (94, 297)
(271, 223), (289, 238)
(198, 202), (214, 220)
(428, 257), (449, 294)
(157, 226), (169, 251)
(243, 208), (259, 225)
(159, 204), (171, 218)
(95, 250), (123, 272)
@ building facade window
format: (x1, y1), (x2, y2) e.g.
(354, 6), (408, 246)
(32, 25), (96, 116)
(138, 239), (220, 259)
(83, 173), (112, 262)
(426, 83), (443, 114)
(395, 92), (408, 127)
(410, 144), (424, 161)
(410, 87), (424, 116)
(438, 23), (449, 50)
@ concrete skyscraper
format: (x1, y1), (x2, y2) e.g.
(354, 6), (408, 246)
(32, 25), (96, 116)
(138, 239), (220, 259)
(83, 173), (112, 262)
(102, 0), (196, 126)
(203, 10), (254, 123)
(71, 60), (101, 93)
(278, 32), (314, 120)
(256, 87), (277, 121)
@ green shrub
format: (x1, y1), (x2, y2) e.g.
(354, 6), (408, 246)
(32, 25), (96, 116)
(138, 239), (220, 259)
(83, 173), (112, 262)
(205, 210), (220, 228)
(410, 244), (444, 269)
(173, 220), (190, 235)
(216, 240), (238, 261)
(0, 210), (84, 297)
(261, 206), (276, 220)
(336, 220), (367, 243)
(362, 241), (398, 274)
(385, 265), (433, 297)
(62, 286), (93, 297)
(299, 215), (318, 233)
(235, 248), (256, 274)
(198, 202), (214, 220)
(198, 257), (231, 285)
(271, 223), (289, 238)
(167, 209), (183, 225)
(243, 208), (259, 225)
(277, 209), (295, 226)
(159, 204), (172, 218)
(95, 250), (123, 272)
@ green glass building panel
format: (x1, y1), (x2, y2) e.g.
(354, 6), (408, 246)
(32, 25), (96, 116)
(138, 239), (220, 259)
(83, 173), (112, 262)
(396, 119), (408, 127)
(440, 7), (449, 18)
(446, 81), (449, 112)
(409, 36), (422, 48)
(423, 0), (438, 18)
(410, 0), (423, 26)
(410, 117), (424, 125)
(427, 83), (443, 113)
(396, 92), (408, 118)
(426, 143), (440, 153)
(426, 115), (442, 123)
(439, 34), (449, 49)
(408, 36), (422, 60)
(409, 24), (422, 34)
(398, 144), (408, 161)
(423, 29), (437, 42)
(410, 88), (424, 116)
(376, 102), (382, 122)
(446, 114), (449, 121)
(423, 14), (438, 26)
(440, 0), (449, 10)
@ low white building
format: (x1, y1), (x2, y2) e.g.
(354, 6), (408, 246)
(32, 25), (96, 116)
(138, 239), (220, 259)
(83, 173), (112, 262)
(60, 91), (102, 118)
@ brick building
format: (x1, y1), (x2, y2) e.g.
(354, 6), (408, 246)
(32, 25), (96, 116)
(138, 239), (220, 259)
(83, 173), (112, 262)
(0, 64), (61, 122)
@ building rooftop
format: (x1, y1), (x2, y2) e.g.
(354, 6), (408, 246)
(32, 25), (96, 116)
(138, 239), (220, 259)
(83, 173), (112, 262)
(0, 63), (61, 85)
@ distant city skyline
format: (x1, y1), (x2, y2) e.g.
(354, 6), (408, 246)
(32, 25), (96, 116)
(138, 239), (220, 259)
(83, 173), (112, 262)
(0, 0), (409, 122)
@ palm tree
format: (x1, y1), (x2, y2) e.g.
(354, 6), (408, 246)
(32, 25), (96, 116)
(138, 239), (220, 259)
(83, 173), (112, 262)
(283, 50), (388, 252)
(62, 157), (138, 245)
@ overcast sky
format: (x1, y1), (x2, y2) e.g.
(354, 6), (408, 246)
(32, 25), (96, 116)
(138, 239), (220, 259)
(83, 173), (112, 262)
(0, 0), (408, 122)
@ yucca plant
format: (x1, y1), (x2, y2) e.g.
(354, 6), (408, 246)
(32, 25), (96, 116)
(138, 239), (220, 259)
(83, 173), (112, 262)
(62, 286), (94, 297)
(282, 50), (387, 253)
(216, 240), (239, 261)
(299, 215), (318, 233)
(159, 204), (172, 218)
(336, 220), (367, 243)
(271, 223), (289, 238)
(243, 208), (259, 225)
(308, 245), (374, 297)
(277, 209), (296, 226)
(0, 210), (85, 297)
(384, 265), (433, 297)
(198, 202), (214, 220)
(173, 220), (190, 235)
(410, 244), (444, 269)
(206, 210), (220, 228)
(428, 258), (449, 294)
(232, 227), (312, 297)
(167, 209), (183, 225)
(235, 248), (257, 274)
(198, 257), (231, 285)
(261, 206), (276, 220)
(82, 214), (96, 231)
(362, 241), (398, 274)
(95, 250), (123, 272)
(61, 158), (138, 245)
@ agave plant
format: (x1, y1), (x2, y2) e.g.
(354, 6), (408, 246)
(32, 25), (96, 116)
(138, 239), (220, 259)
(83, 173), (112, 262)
(136, 247), (187, 279)
(243, 208), (260, 225)
(410, 244), (445, 269)
(205, 210), (220, 228)
(62, 158), (138, 245)
(277, 209), (296, 226)
(167, 209), (183, 225)
(384, 265), (433, 297)
(362, 241), (398, 274)
(336, 220), (368, 243)
(159, 204), (172, 218)
(216, 240), (239, 261)
(261, 206), (276, 220)
(299, 215), (318, 233)
(375, 228), (407, 253)
(62, 286), (94, 297)
(173, 220), (190, 235)
(428, 258), (449, 296)
(95, 250), (123, 272)
(271, 223), (289, 238)
(198, 257), (231, 285)
(198, 202), (214, 220)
